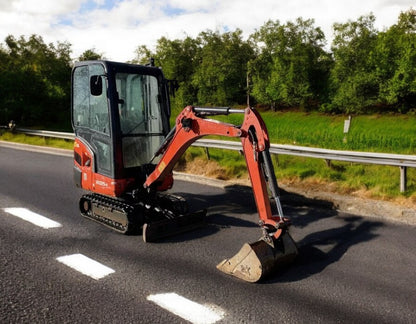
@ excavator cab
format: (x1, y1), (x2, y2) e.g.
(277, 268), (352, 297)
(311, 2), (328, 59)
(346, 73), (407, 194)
(71, 60), (298, 282)
(72, 60), (171, 196)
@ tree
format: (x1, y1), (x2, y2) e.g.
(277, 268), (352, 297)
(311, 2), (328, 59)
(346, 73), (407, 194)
(78, 48), (103, 61)
(0, 34), (72, 127)
(192, 29), (254, 106)
(132, 45), (153, 65)
(153, 36), (201, 109)
(250, 18), (331, 110)
(379, 9), (416, 111)
(134, 31), (254, 109)
(329, 14), (379, 113)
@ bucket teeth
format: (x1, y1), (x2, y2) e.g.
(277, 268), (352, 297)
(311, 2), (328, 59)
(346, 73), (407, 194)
(216, 232), (298, 282)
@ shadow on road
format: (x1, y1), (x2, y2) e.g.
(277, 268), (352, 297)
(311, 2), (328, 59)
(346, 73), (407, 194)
(263, 217), (382, 284)
(178, 183), (338, 228)
(171, 183), (384, 282)
(262, 217), (383, 284)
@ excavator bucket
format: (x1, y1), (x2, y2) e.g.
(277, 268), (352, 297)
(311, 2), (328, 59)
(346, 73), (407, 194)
(216, 232), (298, 282)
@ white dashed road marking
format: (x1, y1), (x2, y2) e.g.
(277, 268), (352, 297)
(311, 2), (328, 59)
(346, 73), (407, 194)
(4, 205), (224, 322)
(147, 293), (225, 324)
(4, 207), (62, 229)
(56, 253), (115, 280)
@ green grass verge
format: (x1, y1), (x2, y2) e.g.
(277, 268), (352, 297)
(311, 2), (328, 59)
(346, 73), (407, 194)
(0, 131), (73, 150)
(178, 110), (416, 200)
(218, 110), (416, 154)
(180, 146), (415, 199)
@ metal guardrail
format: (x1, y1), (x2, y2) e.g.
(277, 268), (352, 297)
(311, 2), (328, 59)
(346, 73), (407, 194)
(198, 139), (416, 167)
(15, 128), (75, 140)
(14, 128), (415, 192)
(197, 139), (415, 193)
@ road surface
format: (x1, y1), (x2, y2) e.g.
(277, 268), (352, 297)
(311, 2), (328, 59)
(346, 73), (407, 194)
(0, 143), (415, 323)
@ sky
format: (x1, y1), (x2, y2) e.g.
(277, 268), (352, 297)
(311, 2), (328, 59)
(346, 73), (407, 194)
(0, 0), (414, 62)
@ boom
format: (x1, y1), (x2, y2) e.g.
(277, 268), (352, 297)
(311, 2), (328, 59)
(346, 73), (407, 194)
(144, 106), (288, 241)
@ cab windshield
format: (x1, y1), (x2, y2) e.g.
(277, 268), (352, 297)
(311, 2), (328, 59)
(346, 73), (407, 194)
(116, 73), (165, 168)
(116, 73), (163, 135)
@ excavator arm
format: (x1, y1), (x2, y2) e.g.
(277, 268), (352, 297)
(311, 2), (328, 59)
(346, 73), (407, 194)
(145, 106), (284, 237)
(144, 106), (298, 282)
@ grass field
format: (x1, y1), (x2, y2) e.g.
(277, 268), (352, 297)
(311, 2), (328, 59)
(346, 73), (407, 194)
(176, 109), (416, 202)
(215, 110), (416, 154)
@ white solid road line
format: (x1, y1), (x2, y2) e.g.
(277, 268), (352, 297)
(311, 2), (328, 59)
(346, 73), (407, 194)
(4, 207), (62, 229)
(147, 293), (225, 324)
(56, 253), (115, 280)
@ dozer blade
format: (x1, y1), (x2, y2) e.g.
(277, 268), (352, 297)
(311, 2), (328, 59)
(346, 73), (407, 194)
(216, 232), (298, 282)
(142, 210), (206, 242)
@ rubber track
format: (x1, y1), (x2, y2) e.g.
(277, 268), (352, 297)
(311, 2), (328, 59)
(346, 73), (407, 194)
(80, 193), (140, 234)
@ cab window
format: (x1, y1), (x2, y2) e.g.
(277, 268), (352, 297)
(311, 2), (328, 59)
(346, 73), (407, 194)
(116, 73), (164, 168)
(72, 64), (110, 135)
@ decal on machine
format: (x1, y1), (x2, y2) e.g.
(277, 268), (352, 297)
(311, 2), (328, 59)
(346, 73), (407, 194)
(158, 161), (166, 173)
(96, 180), (108, 187)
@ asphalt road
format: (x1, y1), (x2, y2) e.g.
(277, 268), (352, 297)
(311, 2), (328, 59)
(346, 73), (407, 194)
(0, 143), (415, 323)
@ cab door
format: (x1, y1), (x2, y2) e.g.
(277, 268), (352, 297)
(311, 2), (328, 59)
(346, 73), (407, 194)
(72, 63), (114, 191)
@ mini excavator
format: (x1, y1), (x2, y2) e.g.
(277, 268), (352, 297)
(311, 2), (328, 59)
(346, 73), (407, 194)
(71, 60), (298, 282)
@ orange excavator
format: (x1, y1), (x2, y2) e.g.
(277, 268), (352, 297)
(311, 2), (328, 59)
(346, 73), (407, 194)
(71, 60), (297, 282)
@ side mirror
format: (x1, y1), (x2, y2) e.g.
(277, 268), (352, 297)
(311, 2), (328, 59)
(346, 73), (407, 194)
(90, 75), (103, 96)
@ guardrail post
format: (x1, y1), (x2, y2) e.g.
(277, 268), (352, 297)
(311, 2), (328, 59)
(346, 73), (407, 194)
(400, 166), (407, 193)
(204, 147), (210, 160)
